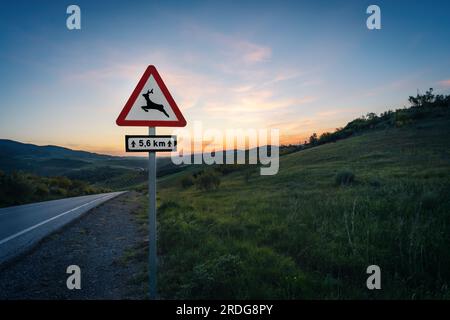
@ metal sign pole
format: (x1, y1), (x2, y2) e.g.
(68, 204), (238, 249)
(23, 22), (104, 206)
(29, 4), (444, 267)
(148, 126), (157, 299)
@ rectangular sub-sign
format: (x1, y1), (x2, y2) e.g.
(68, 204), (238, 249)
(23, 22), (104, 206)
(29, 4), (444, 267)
(125, 135), (177, 152)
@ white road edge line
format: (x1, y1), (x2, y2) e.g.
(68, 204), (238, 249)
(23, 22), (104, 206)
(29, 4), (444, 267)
(0, 194), (100, 216)
(0, 193), (115, 246)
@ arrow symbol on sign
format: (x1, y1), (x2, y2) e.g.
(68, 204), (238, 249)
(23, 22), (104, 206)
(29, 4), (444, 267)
(131, 141), (136, 148)
(167, 140), (172, 147)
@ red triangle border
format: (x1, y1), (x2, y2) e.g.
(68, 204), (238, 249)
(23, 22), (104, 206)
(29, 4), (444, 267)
(116, 65), (187, 127)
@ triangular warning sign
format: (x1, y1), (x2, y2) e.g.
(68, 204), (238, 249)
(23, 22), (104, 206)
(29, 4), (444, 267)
(116, 65), (187, 127)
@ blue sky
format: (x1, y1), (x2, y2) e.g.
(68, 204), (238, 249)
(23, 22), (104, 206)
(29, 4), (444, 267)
(1, 0), (450, 154)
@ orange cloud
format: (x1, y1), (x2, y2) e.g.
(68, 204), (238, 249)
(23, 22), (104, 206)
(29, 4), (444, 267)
(235, 40), (272, 63)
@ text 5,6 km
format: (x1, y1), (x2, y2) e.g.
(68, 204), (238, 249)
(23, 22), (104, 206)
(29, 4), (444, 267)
(125, 135), (177, 152)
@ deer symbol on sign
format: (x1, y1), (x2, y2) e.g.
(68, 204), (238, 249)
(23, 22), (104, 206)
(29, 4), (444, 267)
(141, 89), (170, 118)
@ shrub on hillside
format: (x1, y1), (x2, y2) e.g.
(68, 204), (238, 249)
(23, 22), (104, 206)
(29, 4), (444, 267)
(35, 183), (50, 197)
(195, 171), (221, 191)
(180, 175), (195, 189)
(6, 172), (34, 202)
(335, 169), (355, 186)
(0, 171), (110, 208)
(192, 170), (204, 179)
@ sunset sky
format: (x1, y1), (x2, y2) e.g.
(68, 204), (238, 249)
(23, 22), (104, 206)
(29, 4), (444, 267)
(1, 0), (450, 155)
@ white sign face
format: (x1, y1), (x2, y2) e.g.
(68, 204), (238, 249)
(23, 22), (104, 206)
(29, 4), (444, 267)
(125, 135), (177, 152)
(124, 75), (179, 122)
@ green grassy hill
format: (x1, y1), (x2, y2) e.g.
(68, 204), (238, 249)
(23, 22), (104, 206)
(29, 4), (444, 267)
(151, 115), (450, 299)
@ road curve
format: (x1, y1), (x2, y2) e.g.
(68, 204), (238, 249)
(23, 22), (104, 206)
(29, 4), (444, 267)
(0, 191), (126, 265)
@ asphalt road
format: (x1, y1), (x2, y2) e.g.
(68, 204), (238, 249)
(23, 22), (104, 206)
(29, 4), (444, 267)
(0, 192), (126, 265)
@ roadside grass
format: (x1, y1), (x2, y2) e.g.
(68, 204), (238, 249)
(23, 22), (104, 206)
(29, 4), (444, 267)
(127, 116), (450, 299)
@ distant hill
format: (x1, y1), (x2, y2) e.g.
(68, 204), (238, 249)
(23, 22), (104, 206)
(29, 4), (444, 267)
(0, 139), (126, 176)
(0, 139), (184, 188)
(0, 139), (113, 160)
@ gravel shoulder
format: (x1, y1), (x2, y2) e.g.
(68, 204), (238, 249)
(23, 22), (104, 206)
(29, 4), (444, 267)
(0, 191), (147, 300)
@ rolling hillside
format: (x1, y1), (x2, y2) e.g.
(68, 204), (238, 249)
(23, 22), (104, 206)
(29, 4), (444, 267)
(147, 115), (450, 299)
(0, 139), (184, 190)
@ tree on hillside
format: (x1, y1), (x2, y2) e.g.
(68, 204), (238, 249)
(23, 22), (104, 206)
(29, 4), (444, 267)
(409, 88), (436, 107)
(309, 133), (318, 145)
(319, 132), (334, 144)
